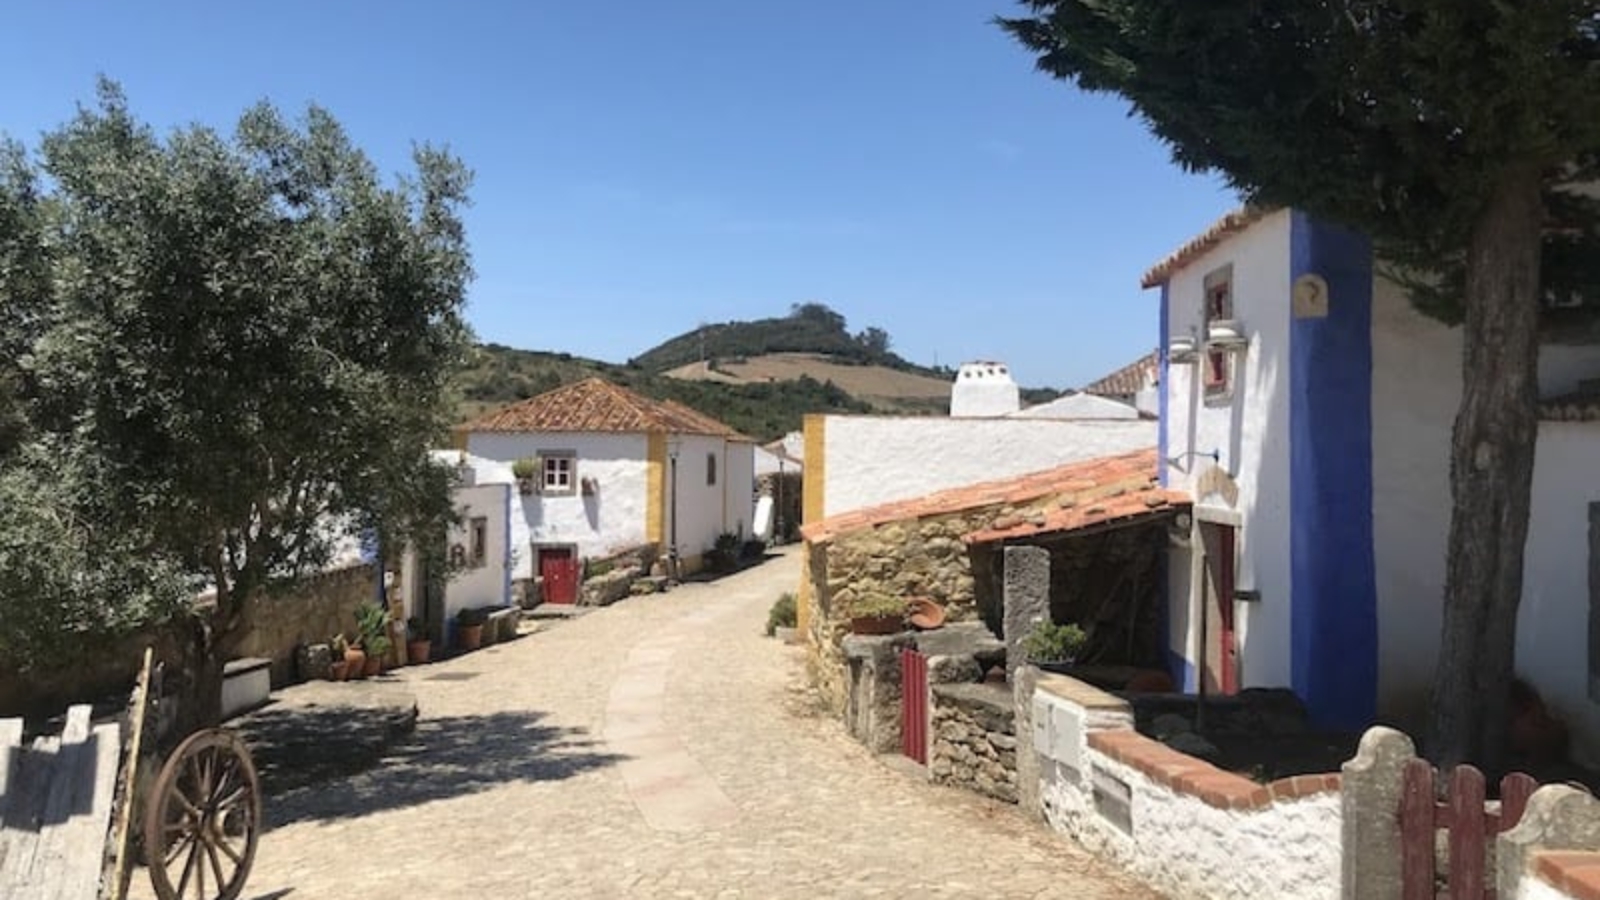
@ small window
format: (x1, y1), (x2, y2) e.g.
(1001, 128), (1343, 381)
(707, 452), (718, 486)
(1203, 266), (1234, 399)
(469, 516), (488, 568)
(543, 454), (575, 494)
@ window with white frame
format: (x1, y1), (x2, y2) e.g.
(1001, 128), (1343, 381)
(1203, 265), (1234, 399)
(542, 453), (575, 495)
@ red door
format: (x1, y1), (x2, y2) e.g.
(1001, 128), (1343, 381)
(1199, 523), (1238, 695)
(540, 548), (578, 605)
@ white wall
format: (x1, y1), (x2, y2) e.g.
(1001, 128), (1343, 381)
(819, 416), (1156, 518)
(1012, 393), (1140, 420)
(951, 361), (1021, 417)
(442, 482), (511, 621)
(1370, 281), (1600, 728)
(666, 434), (744, 561)
(723, 440), (756, 541)
(1518, 877), (1580, 900)
(466, 431), (650, 558)
(1163, 210), (1294, 690)
(1519, 422), (1600, 765)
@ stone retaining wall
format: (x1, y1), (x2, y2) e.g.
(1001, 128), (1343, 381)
(930, 682), (1017, 803)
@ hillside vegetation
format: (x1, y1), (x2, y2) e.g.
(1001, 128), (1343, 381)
(454, 303), (1061, 441)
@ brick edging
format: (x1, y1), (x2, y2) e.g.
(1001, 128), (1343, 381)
(1534, 851), (1600, 900)
(1086, 730), (1340, 810)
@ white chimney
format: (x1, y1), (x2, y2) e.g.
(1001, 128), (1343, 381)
(951, 360), (1021, 417)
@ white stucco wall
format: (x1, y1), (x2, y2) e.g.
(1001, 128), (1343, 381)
(1012, 392), (1140, 420)
(1370, 281), (1600, 733)
(466, 431), (650, 558)
(818, 416), (1156, 518)
(723, 441), (756, 541)
(1519, 422), (1600, 765)
(1033, 681), (1341, 900)
(442, 481), (511, 621)
(1163, 210), (1294, 691)
(1517, 873), (1581, 900)
(666, 434), (745, 561)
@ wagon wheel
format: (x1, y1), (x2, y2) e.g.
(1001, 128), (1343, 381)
(142, 728), (261, 900)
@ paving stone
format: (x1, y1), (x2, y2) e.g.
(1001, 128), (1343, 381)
(129, 547), (1157, 900)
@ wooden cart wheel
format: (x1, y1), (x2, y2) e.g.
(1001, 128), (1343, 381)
(142, 728), (261, 900)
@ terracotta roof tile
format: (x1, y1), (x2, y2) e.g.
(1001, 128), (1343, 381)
(802, 448), (1186, 544)
(1140, 207), (1275, 289)
(963, 483), (1190, 544)
(462, 378), (750, 439)
(1083, 350), (1159, 398)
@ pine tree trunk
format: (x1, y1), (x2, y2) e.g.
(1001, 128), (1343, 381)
(1427, 166), (1545, 774)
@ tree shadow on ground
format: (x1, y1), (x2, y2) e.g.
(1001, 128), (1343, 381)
(250, 708), (624, 829)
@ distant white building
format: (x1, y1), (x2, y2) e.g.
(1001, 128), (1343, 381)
(950, 360), (1021, 417)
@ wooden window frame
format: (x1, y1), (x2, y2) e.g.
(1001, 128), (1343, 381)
(542, 452), (576, 495)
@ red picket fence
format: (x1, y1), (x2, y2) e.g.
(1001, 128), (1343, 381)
(900, 648), (928, 765)
(1400, 760), (1539, 900)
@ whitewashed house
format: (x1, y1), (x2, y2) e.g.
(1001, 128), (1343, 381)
(456, 378), (756, 599)
(1146, 208), (1600, 758)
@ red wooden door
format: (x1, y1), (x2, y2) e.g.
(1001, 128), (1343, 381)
(1200, 523), (1238, 695)
(540, 548), (578, 605)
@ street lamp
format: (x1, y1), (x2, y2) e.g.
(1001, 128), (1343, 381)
(667, 437), (681, 578)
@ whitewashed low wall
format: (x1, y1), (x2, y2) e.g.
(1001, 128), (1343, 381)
(1032, 674), (1342, 900)
(1498, 785), (1600, 900)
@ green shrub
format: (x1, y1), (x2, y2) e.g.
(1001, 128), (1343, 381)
(766, 592), (797, 636)
(848, 594), (908, 618)
(1023, 622), (1087, 664)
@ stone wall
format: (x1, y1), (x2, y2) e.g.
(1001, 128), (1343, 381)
(931, 682), (1017, 803)
(1499, 785), (1600, 900)
(0, 563), (380, 717)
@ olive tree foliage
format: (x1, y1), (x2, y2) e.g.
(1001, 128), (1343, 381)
(1000, 2), (1600, 770)
(0, 80), (471, 697)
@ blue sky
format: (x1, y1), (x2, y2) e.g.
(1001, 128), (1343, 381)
(1, 1), (1235, 389)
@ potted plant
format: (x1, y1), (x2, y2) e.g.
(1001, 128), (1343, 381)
(333, 633), (365, 680)
(847, 595), (908, 635)
(1023, 622), (1088, 674)
(355, 603), (392, 676)
(766, 592), (798, 643)
(512, 458), (539, 495)
(328, 635), (351, 681)
(406, 616), (432, 664)
(456, 607), (487, 651)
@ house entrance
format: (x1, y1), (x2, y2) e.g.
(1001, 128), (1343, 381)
(540, 546), (579, 605)
(1199, 522), (1238, 695)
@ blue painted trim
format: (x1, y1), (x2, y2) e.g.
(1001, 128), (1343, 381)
(1289, 211), (1377, 729)
(1158, 282), (1171, 487)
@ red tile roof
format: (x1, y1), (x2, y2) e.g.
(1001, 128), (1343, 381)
(801, 448), (1187, 545)
(462, 377), (751, 440)
(1140, 207), (1275, 289)
(1083, 350), (1159, 398)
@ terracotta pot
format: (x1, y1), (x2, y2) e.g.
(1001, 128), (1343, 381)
(457, 623), (484, 651)
(329, 660), (349, 682)
(407, 639), (432, 664)
(848, 614), (904, 636)
(344, 649), (367, 679)
(907, 597), (946, 631)
(363, 655), (383, 677)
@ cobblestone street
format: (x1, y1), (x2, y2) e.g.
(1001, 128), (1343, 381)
(151, 548), (1159, 899)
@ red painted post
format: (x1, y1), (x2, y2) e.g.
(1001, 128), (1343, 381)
(1499, 772), (1539, 835)
(1400, 758), (1438, 900)
(1447, 765), (1488, 900)
(900, 649), (928, 765)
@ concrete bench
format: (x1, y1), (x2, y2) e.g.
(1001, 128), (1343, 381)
(221, 657), (272, 719)
(485, 607), (519, 644)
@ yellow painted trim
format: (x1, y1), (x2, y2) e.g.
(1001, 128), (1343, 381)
(646, 431), (666, 544)
(802, 414), (826, 526)
(450, 428), (470, 452)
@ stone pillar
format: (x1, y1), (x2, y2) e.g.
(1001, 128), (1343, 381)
(1002, 546), (1051, 682)
(1340, 726), (1416, 900)
(1497, 785), (1600, 899)
(1012, 663), (1043, 820)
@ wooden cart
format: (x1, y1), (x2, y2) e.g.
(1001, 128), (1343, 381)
(0, 649), (260, 900)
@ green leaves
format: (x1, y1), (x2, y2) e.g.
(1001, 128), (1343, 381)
(0, 81), (473, 667)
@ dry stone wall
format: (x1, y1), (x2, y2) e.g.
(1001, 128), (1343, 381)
(930, 682), (1018, 803)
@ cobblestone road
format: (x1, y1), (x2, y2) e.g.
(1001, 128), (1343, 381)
(159, 548), (1159, 899)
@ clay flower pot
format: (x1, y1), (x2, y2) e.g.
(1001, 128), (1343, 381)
(457, 623), (484, 652)
(329, 660), (349, 682)
(344, 649), (367, 680)
(907, 597), (946, 631)
(407, 639), (432, 664)
(363, 654), (383, 678)
(848, 614), (904, 636)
